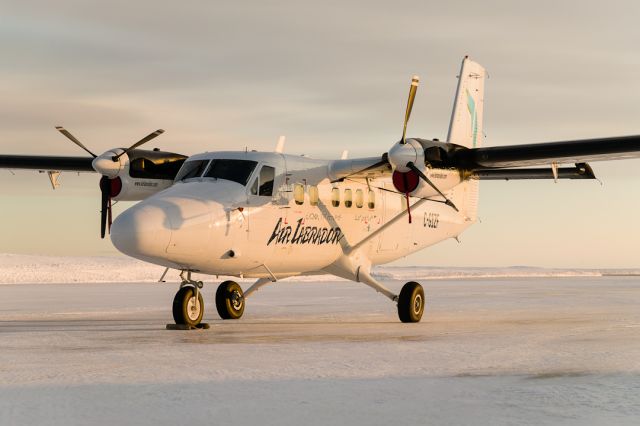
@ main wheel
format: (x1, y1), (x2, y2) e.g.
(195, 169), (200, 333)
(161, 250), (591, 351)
(215, 281), (245, 320)
(397, 281), (425, 323)
(172, 286), (204, 326)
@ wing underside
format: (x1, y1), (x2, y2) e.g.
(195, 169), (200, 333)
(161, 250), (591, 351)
(453, 135), (640, 169)
(0, 155), (95, 172)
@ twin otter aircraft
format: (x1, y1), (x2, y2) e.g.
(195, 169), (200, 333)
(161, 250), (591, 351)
(3, 56), (640, 327)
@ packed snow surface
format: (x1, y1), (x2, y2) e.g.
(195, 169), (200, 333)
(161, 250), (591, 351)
(1, 275), (639, 425)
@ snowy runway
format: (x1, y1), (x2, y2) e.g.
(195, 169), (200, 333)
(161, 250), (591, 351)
(1, 278), (639, 425)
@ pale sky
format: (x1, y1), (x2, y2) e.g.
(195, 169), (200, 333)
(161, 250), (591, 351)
(1, 0), (639, 267)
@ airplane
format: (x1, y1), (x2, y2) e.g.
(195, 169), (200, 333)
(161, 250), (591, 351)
(2, 56), (640, 328)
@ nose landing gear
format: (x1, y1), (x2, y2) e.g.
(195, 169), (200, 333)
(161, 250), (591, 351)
(172, 286), (204, 326)
(167, 271), (209, 330)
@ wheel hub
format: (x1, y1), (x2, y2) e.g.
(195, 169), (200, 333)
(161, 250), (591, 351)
(413, 294), (422, 315)
(187, 296), (201, 321)
(230, 290), (243, 311)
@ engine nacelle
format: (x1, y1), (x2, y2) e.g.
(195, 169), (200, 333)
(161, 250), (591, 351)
(389, 139), (463, 198)
(396, 167), (463, 199)
(93, 148), (187, 201)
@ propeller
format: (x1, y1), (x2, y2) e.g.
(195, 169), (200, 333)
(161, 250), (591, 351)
(55, 127), (98, 158)
(56, 126), (163, 238)
(336, 75), (459, 222)
(406, 162), (458, 211)
(401, 76), (420, 144)
(111, 129), (164, 162)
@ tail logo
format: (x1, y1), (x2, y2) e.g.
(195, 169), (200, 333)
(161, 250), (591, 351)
(465, 89), (478, 148)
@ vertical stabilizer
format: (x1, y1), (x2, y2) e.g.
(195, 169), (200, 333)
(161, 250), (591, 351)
(446, 56), (486, 148)
(446, 57), (485, 222)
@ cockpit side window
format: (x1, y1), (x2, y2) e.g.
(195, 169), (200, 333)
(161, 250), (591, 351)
(174, 160), (210, 181)
(258, 166), (275, 196)
(204, 159), (257, 185)
(250, 165), (276, 197)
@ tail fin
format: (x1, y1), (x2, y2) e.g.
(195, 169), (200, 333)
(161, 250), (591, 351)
(446, 57), (485, 222)
(446, 56), (486, 148)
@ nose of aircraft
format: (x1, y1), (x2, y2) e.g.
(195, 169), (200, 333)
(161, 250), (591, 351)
(111, 202), (172, 261)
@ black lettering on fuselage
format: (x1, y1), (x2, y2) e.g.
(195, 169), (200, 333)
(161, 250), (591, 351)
(267, 218), (342, 246)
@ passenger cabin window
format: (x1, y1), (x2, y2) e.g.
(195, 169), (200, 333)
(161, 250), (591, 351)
(355, 189), (364, 208)
(309, 186), (319, 206)
(294, 183), (305, 205)
(204, 159), (257, 186)
(368, 189), (376, 209)
(174, 159), (210, 181)
(331, 188), (340, 207)
(344, 189), (353, 208)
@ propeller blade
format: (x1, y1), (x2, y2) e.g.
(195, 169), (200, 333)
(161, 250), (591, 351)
(401, 76), (420, 144)
(112, 129), (165, 161)
(330, 155), (390, 183)
(406, 162), (459, 212)
(99, 176), (110, 239)
(107, 197), (113, 235)
(55, 126), (98, 158)
(373, 182), (459, 210)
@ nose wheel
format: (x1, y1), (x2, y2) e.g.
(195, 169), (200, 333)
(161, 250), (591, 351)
(215, 281), (245, 319)
(397, 281), (425, 323)
(167, 270), (209, 330)
(172, 286), (204, 327)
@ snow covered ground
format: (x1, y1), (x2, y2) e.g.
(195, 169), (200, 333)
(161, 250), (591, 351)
(1, 276), (639, 425)
(2, 253), (640, 284)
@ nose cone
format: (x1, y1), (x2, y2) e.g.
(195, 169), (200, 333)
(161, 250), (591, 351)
(111, 202), (171, 262)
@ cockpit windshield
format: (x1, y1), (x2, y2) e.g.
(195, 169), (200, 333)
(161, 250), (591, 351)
(174, 160), (210, 182)
(204, 159), (257, 185)
(174, 158), (258, 186)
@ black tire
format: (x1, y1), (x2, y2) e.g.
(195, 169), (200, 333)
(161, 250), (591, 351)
(215, 281), (245, 320)
(172, 286), (204, 326)
(397, 281), (425, 323)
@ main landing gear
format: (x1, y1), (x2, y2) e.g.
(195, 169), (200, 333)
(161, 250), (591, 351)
(357, 268), (425, 323)
(215, 281), (245, 319)
(397, 281), (425, 323)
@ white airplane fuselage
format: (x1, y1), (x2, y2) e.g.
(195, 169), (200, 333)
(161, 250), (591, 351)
(111, 150), (474, 280)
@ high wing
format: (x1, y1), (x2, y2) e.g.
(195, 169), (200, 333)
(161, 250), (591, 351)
(0, 155), (95, 172)
(329, 135), (640, 182)
(450, 135), (640, 169)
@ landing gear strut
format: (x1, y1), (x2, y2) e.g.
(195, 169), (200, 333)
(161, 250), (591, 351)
(169, 271), (208, 329)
